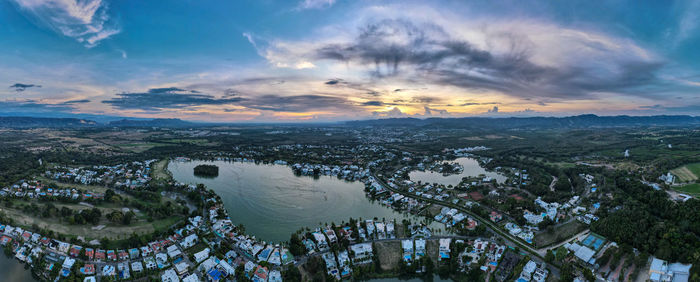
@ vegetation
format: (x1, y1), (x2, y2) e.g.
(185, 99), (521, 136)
(193, 164), (219, 177)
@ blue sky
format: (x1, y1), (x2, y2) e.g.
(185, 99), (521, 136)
(0, 0), (698, 122)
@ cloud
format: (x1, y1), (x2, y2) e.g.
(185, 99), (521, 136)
(372, 107), (407, 118)
(488, 106), (499, 113)
(9, 83), (41, 92)
(11, 0), (120, 48)
(411, 96), (442, 104)
(297, 0), (336, 10)
(102, 87), (243, 111)
(239, 94), (354, 112)
(59, 99), (91, 104)
(423, 106), (449, 116)
(261, 15), (669, 101)
(459, 102), (498, 106)
(672, 1), (700, 46)
(361, 100), (384, 106)
(0, 99), (85, 112)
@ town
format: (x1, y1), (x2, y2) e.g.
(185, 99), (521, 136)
(0, 121), (696, 282)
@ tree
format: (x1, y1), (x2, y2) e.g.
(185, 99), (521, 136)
(545, 250), (555, 263)
(282, 265), (301, 282)
(555, 246), (568, 262)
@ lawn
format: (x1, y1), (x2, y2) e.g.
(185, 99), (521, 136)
(675, 183), (700, 196)
(533, 220), (587, 248)
(671, 163), (700, 182)
(152, 159), (173, 181)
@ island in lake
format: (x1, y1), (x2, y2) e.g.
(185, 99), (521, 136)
(193, 164), (219, 177)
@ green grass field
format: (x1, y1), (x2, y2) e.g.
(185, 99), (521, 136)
(671, 163), (700, 182)
(675, 183), (700, 196)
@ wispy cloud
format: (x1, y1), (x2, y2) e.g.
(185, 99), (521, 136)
(296, 0), (336, 10)
(10, 0), (120, 48)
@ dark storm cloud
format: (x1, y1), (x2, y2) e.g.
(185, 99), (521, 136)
(9, 83), (41, 92)
(310, 19), (666, 99)
(103, 87), (243, 111)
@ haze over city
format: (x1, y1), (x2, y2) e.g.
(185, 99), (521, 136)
(1, 0), (699, 122)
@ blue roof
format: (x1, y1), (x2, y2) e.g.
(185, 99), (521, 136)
(208, 269), (223, 281)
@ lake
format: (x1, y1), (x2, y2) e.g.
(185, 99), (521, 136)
(409, 157), (506, 187)
(169, 160), (445, 243)
(0, 254), (37, 282)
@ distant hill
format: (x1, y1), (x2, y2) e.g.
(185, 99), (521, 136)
(0, 116), (97, 128)
(346, 115), (700, 129)
(107, 118), (197, 127)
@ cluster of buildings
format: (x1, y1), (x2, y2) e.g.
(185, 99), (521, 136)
(0, 180), (104, 201)
(291, 162), (369, 180)
(44, 160), (157, 189)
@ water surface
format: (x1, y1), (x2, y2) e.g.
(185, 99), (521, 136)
(0, 254), (37, 282)
(169, 160), (443, 243)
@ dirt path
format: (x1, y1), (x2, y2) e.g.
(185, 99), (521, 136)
(549, 176), (558, 192)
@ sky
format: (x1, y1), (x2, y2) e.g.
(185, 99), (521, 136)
(0, 0), (699, 122)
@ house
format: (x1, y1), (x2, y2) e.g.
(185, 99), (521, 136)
(118, 262), (130, 280)
(85, 248), (94, 260)
(175, 261), (189, 276)
(144, 256), (157, 270)
(322, 252), (340, 280)
(312, 232), (329, 251)
(167, 244), (182, 258)
(490, 211), (503, 222)
(180, 233), (198, 249)
(129, 248), (140, 259)
(218, 260), (236, 276)
(182, 273), (200, 282)
(69, 245), (82, 257)
(131, 261), (143, 273)
(103, 249), (116, 261)
(649, 257), (692, 282)
(193, 248), (210, 263)
(102, 265), (115, 277)
(439, 238), (451, 261)
(402, 240), (414, 263)
(0, 235), (12, 246)
(156, 253), (169, 269)
(198, 257), (218, 272)
(268, 270), (282, 282)
(415, 239), (426, 258)
(62, 257), (76, 270)
(338, 250), (352, 278)
(118, 250), (128, 260)
(95, 249), (106, 261)
(350, 243), (373, 265)
(79, 264), (95, 275)
(253, 265), (269, 282)
(161, 268), (179, 282)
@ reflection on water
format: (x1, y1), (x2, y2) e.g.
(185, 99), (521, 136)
(409, 157), (506, 187)
(0, 254), (37, 282)
(169, 160), (446, 243)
